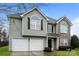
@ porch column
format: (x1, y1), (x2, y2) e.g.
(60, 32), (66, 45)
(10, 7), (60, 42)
(56, 37), (59, 50)
(46, 36), (48, 47)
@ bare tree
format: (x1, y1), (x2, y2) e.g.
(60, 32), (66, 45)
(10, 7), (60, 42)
(0, 3), (48, 31)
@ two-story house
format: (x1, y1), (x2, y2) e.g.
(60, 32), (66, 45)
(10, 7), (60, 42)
(8, 7), (72, 51)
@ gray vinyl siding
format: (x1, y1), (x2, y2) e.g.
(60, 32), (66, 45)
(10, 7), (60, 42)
(8, 17), (46, 50)
(22, 9), (47, 37)
(9, 18), (23, 39)
(8, 8), (71, 51)
(58, 20), (71, 46)
(8, 18), (23, 51)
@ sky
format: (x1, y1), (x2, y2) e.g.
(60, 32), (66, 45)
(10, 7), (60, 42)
(40, 3), (79, 37)
(40, 3), (79, 20)
(0, 3), (79, 37)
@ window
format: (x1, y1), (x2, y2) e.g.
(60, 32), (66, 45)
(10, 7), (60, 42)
(60, 21), (68, 33)
(48, 24), (52, 33)
(30, 15), (41, 30)
(63, 39), (68, 46)
(60, 38), (68, 46)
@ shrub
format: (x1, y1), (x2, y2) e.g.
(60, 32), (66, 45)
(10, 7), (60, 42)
(44, 47), (52, 52)
(59, 46), (72, 51)
(75, 48), (79, 51)
(71, 35), (79, 48)
(0, 41), (8, 47)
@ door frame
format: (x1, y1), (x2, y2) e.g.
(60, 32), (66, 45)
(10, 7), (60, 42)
(48, 38), (57, 50)
(48, 39), (52, 48)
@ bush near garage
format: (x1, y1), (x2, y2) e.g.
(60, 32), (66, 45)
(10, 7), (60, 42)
(0, 41), (8, 47)
(44, 47), (52, 52)
(59, 46), (72, 51)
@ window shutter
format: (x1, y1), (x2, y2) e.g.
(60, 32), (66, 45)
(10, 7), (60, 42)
(52, 25), (53, 32)
(41, 20), (43, 30)
(28, 17), (30, 29)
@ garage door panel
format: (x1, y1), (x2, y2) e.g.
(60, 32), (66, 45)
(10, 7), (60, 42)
(12, 38), (44, 51)
(30, 38), (44, 51)
(12, 39), (28, 51)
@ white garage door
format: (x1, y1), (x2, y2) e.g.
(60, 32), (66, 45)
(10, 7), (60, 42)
(30, 38), (44, 51)
(12, 39), (28, 51)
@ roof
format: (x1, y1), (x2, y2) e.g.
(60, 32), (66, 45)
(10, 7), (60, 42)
(56, 16), (65, 23)
(47, 16), (56, 24)
(8, 7), (72, 25)
(8, 7), (47, 19)
(56, 16), (72, 25)
(7, 13), (22, 18)
(20, 7), (47, 19)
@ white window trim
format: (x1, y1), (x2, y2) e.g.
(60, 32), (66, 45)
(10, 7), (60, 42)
(47, 24), (52, 33)
(63, 39), (68, 46)
(60, 38), (68, 46)
(60, 22), (68, 33)
(30, 15), (41, 30)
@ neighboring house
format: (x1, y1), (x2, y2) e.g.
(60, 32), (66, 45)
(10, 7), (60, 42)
(8, 7), (72, 51)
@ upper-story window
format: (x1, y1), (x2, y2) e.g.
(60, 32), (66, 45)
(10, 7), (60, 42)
(60, 21), (68, 33)
(48, 24), (53, 33)
(30, 15), (41, 30)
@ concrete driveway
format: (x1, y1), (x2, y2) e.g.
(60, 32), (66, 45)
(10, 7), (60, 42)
(11, 51), (54, 56)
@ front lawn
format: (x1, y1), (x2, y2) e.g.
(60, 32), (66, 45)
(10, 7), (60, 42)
(53, 48), (79, 56)
(1, 46), (79, 56)
(0, 46), (11, 56)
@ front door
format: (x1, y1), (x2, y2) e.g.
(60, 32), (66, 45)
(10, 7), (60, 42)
(48, 39), (52, 48)
(48, 38), (57, 50)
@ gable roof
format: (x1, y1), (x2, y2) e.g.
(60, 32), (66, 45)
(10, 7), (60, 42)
(56, 16), (72, 26)
(7, 7), (47, 19)
(8, 7), (72, 25)
(20, 7), (47, 19)
(47, 16), (56, 24)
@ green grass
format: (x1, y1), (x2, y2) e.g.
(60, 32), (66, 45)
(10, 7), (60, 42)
(1, 46), (79, 56)
(53, 48), (79, 56)
(0, 46), (11, 56)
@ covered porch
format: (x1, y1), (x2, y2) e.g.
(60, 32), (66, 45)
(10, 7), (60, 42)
(46, 33), (60, 50)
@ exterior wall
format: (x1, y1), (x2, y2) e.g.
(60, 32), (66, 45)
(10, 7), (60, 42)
(58, 19), (71, 46)
(22, 9), (47, 37)
(9, 18), (23, 51)
(9, 18), (23, 39)
(8, 17), (46, 51)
